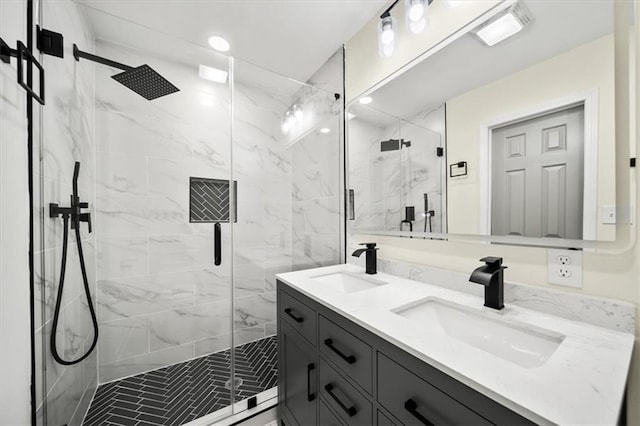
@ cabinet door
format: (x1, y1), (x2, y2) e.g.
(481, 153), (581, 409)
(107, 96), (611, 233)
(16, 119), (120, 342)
(280, 322), (317, 426)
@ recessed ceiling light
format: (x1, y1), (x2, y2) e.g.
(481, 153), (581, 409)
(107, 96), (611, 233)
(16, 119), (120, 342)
(472, 3), (532, 47)
(358, 96), (373, 105)
(208, 35), (230, 52)
(199, 65), (228, 84)
(319, 128), (331, 134)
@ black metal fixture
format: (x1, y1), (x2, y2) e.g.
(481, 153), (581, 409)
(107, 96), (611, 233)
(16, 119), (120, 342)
(73, 44), (179, 100)
(381, 138), (411, 152)
(49, 162), (99, 365)
(449, 161), (467, 177)
(401, 206), (415, 232)
(352, 242), (378, 275)
(469, 257), (507, 310)
(0, 37), (45, 104)
(36, 26), (64, 58)
(423, 193), (435, 232)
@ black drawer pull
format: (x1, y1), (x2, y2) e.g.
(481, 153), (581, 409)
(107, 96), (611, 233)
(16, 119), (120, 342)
(324, 338), (356, 364)
(284, 308), (304, 323)
(324, 383), (357, 417)
(307, 363), (315, 402)
(404, 399), (435, 426)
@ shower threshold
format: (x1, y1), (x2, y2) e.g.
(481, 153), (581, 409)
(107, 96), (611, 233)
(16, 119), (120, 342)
(82, 335), (277, 426)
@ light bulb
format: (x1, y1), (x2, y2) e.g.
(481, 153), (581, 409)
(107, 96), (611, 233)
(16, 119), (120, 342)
(358, 96), (373, 105)
(320, 128), (331, 134)
(378, 14), (396, 57)
(409, 19), (426, 34)
(409, 3), (424, 21)
(381, 26), (395, 45)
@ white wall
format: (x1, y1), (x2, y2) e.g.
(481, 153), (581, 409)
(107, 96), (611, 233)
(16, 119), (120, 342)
(447, 34), (615, 239)
(0, 1), (31, 424)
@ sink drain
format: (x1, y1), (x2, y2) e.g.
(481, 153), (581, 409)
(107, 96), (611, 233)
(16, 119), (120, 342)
(224, 376), (243, 390)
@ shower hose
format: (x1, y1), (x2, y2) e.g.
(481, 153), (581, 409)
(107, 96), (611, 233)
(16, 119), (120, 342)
(50, 212), (99, 365)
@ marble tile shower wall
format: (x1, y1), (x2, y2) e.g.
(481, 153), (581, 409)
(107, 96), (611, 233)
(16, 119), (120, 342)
(33, 1), (97, 425)
(349, 106), (444, 234)
(291, 48), (343, 270)
(94, 43), (294, 383)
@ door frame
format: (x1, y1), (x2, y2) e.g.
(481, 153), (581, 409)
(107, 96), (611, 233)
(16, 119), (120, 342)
(478, 89), (599, 240)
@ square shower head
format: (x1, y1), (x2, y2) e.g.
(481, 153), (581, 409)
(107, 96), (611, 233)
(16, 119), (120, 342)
(111, 64), (179, 100)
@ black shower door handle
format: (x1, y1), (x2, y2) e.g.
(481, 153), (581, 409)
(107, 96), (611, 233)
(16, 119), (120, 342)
(214, 223), (221, 266)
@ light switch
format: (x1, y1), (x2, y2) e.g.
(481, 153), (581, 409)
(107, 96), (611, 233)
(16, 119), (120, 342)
(602, 205), (616, 224)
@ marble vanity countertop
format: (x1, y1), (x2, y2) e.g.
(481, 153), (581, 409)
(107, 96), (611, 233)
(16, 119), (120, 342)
(276, 264), (635, 426)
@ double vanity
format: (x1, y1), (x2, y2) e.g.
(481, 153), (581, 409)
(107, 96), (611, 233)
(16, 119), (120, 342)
(276, 262), (634, 425)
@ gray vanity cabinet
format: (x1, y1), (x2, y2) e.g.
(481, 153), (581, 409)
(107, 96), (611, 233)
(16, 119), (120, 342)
(279, 320), (317, 426)
(277, 281), (535, 426)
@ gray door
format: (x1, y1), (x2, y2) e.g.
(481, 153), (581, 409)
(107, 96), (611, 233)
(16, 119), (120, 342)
(491, 105), (584, 239)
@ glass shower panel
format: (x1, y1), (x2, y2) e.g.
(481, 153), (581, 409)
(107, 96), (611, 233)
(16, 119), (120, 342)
(347, 107), (402, 233)
(398, 118), (445, 233)
(35, 3), (236, 424)
(230, 58), (342, 410)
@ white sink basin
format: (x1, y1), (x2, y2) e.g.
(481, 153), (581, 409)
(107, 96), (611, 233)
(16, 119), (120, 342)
(392, 297), (565, 368)
(310, 271), (388, 293)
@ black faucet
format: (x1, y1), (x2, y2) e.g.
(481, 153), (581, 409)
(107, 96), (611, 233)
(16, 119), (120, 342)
(352, 243), (378, 274)
(469, 257), (507, 310)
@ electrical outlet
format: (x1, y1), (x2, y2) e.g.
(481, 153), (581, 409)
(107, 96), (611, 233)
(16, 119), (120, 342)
(547, 249), (582, 288)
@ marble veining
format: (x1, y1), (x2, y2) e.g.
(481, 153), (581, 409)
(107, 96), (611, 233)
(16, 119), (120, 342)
(278, 264), (634, 425)
(366, 257), (636, 334)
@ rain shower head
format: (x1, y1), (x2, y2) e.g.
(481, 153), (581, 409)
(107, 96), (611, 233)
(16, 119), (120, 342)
(73, 44), (179, 100)
(111, 65), (179, 100)
(381, 138), (411, 152)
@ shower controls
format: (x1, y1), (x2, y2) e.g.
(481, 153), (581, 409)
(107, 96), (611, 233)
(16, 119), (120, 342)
(49, 162), (99, 365)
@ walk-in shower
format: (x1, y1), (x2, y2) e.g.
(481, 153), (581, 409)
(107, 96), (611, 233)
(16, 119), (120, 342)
(25, 2), (344, 425)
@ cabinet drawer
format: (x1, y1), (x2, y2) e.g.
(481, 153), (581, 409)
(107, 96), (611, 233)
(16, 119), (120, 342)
(377, 410), (396, 426)
(319, 399), (344, 426)
(319, 315), (373, 394)
(319, 360), (372, 426)
(377, 353), (491, 425)
(279, 289), (316, 346)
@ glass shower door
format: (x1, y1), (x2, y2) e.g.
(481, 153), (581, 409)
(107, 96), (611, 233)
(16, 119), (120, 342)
(229, 58), (343, 413)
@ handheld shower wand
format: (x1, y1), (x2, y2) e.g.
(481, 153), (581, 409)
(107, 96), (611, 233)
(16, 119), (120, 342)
(49, 162), (98, 365)
(423, 193), (435, 233)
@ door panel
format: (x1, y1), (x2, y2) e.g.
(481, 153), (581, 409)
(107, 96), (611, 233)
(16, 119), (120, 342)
(492, 105), (584, 239)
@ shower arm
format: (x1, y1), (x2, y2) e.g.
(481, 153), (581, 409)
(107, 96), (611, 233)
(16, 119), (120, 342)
(73, 44), (133, 71)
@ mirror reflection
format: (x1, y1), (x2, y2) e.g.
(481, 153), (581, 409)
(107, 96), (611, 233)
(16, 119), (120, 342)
(348, 0), (615, 242)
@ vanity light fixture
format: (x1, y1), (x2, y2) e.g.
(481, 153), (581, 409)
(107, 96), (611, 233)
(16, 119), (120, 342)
(405, 0), (428, 35)
(377, 0), (434, 57)
(358, 96), (373, 105)
(199, 64), (228, 83)
(471, 2), (533, 47)
(208, 35), (230, 52)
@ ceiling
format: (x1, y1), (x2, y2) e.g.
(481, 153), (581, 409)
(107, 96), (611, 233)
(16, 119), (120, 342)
(352, 0), (614, 127)
(77, 0), (387, 82)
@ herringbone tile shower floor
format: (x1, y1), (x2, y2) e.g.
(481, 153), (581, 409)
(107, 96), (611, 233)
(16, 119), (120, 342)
(82, 336), (278, 426)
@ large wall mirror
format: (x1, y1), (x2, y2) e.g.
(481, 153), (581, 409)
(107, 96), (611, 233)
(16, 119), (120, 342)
(347, 0), (635, 248)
